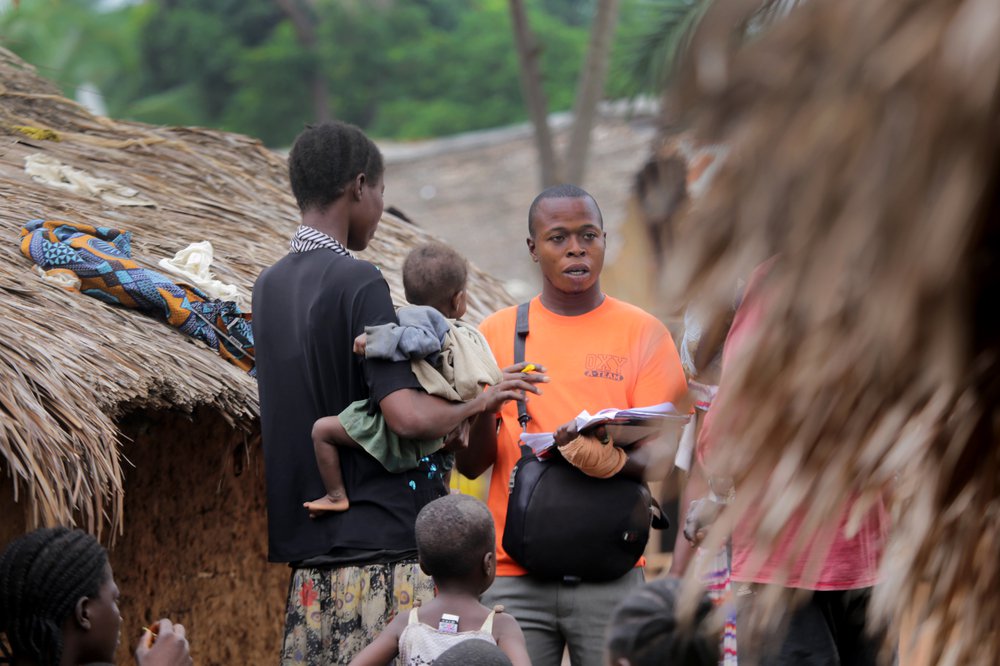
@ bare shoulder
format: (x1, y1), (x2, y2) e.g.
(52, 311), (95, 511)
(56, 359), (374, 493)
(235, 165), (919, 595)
(385, 608), (412, 635)
(492, 609), (524, 635)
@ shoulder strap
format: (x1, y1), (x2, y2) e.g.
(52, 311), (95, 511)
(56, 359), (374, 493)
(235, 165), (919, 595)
(408, 607), (420, 625)
(481, 604), (504, 634)
(514, 302), (531, 430)
(650, 497), (669, 529)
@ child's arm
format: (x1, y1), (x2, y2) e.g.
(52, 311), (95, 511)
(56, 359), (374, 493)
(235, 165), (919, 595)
(347, 611), (407, 666)
(353, 332), (367, 356)
(493, 613), (531, 666)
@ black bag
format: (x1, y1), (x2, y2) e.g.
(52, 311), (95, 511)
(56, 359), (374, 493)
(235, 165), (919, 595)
(501, 302), (666, 582)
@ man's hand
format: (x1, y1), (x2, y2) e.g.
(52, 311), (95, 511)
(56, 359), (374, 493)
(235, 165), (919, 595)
(554, 420), (610, 448)
(353, 332), (368, 356)
(502, 361), (549, 385)
(477, 374), (543, 414)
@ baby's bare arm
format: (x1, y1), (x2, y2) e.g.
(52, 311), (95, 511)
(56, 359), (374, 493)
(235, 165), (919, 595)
(494, 612), (531, 666)
(348, 612), (407, 666)
(353, 332), (368, 356)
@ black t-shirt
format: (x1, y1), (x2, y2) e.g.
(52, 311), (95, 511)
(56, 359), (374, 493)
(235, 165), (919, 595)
(252, 249), (446, 563)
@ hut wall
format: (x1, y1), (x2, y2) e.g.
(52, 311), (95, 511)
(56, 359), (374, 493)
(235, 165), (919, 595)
(112, 408), (285, 664)
(0, 485), (28, 544)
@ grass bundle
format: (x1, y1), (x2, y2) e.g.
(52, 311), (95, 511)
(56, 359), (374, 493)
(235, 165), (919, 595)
(642, 0), (999, 663)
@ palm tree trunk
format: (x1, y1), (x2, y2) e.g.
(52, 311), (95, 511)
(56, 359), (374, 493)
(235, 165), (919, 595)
(274, 0), (331, 123)
(509, 0), (561, 188)
(564, 0), (620, 185)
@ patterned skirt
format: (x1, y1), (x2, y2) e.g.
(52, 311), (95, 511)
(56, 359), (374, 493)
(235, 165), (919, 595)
(281, 560), (435, 665)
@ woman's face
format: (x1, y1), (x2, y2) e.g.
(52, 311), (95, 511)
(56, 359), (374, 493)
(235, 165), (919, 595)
(346, 173), (385, 251)
(80, 563), (122, 663)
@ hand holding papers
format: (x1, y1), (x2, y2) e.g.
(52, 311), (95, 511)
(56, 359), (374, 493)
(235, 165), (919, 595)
(520, 402), (689, 459)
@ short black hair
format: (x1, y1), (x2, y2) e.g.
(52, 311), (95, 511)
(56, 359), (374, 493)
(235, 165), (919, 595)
(288, 121), (384, 213)
(402, 241), (468, 311)
(606, 577), (720, 666)
(415, 494), (494, 581)
(434, 638), (513, 665)
(527, 183), (603, 236)
(0, 527), (109, 666)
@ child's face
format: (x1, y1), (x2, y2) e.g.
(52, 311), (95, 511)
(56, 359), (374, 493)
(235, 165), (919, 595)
(80, 563), (122, 663)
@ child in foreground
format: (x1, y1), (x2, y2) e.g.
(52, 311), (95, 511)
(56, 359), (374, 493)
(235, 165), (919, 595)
(605, 576), (720, 666)
(304, 241), (503, 514)
(0, 527), (192, 666)
(349, 494), (530, 666)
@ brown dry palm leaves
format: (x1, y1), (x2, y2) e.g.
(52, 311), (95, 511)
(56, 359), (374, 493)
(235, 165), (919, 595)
(645, 0), (999, 664)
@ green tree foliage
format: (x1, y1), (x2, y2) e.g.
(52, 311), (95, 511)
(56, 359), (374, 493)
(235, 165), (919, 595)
(0, 0), (601, 145)
(0, 0), (145, 114)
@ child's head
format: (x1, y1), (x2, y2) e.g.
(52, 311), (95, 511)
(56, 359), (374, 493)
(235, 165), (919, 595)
(605, 577), (720, 666)
(402, 241), (469, 319)
(0, 527), (119, 666)
(415, 494), (495, 591)
(435, 639), (513, 665)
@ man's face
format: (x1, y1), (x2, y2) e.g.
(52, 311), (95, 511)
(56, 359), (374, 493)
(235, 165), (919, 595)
(347, 174), (385, 251)
(528, 196), (606, 295)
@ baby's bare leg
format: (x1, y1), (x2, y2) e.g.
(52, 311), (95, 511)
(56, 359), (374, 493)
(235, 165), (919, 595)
(304, 416), (358, 516)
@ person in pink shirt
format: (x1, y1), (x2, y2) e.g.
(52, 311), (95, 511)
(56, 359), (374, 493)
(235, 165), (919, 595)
(686, 259), (891, 665)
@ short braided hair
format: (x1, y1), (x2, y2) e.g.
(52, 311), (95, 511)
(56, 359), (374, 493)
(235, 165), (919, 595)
(0, 528), (108, 666)
(288, 121), (384, 213)
(402, 242), (468, 311)
(415, 494), (494, 582)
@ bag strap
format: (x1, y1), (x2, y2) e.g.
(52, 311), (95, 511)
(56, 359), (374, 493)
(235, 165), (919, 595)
(514, 301), (531, 430)
(650, 498), (669, 530)
(513, 302), (533, 458)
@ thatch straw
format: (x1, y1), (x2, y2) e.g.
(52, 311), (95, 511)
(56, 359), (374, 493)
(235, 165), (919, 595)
(0, 47), (513, 538)
(641, 0), (999, 663)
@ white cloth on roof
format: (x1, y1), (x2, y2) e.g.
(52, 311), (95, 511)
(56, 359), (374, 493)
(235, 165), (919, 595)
(157, 241), (248, 309)
(24, 154), (157, 207)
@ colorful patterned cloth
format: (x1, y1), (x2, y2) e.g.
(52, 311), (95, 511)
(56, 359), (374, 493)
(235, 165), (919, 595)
(19, 219), (255, 373)
(701, 543), (738, 664)
(281, 560), (435, 665)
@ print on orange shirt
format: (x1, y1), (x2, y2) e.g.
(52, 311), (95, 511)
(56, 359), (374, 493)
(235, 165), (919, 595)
(584, 353), (627, 381)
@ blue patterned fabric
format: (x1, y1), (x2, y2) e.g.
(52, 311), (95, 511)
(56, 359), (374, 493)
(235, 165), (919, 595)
(20, 219), (255, 374)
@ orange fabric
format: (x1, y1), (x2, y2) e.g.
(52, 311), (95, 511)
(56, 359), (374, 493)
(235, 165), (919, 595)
(480, 296), (688, 576)
(559, 434), (627, 478)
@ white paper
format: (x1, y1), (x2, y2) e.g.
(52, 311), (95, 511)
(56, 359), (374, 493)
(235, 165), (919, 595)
(518, 402), (689, 458)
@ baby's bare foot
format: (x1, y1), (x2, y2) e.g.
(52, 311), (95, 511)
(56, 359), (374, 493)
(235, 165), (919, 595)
(303, 493), (349, 517)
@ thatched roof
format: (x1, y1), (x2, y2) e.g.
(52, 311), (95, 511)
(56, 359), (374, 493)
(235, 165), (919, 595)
(643, 0), (999, 663)
(0, 48), (513, 537)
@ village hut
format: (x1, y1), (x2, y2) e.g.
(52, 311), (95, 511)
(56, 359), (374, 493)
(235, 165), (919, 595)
(634, 0), (999, 664)
(0, 47), (513, 664)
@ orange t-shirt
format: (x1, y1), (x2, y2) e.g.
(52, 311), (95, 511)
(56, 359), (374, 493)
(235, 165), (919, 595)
(479, 296), (688, 576)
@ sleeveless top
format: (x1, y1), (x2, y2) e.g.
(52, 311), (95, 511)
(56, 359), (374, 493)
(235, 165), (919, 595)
(398, 605), (500, 665)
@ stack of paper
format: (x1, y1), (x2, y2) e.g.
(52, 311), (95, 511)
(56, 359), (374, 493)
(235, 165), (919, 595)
(519, 402), (689, 458)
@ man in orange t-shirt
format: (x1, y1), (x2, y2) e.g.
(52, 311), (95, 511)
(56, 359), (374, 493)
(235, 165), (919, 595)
(456, 184), (688, 666)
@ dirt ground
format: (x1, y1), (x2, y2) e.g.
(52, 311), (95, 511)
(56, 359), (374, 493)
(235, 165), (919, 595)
(381, 116), (659, 303)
